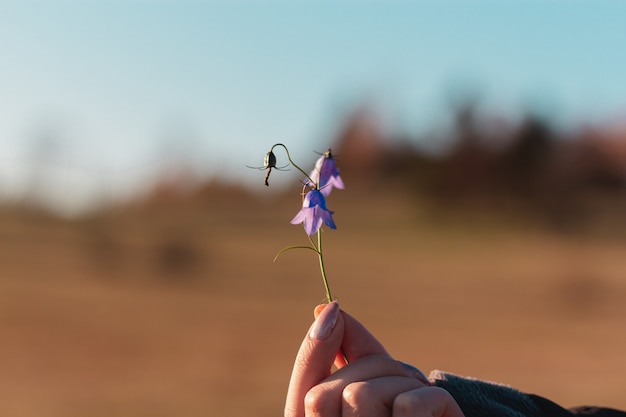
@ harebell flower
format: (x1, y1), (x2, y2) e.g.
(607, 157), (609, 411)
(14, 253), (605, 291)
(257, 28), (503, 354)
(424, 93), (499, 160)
(250, 144), (344, 304)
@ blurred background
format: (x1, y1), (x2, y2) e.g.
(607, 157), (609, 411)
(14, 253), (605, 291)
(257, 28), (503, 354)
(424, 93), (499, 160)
(2, 1), (626, 416)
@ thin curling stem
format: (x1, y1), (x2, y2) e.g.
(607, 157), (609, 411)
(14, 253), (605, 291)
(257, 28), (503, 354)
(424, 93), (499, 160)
(270, 143), (316, 187)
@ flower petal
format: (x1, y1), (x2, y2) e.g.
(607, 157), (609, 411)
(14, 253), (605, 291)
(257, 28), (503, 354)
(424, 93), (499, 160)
(320, 208), (336, 230)
(306, 190), (328, 209)
(291, 190), (337, 235)
(320, 174), (344, 196)
(307, 155), (326, 187)
(304, 211), (324, 235)
(329, 173), (344, 190)
(290, 208), (308, 225)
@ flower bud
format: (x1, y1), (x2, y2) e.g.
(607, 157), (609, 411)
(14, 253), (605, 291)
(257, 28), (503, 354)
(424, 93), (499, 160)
(264, 151), (277, 169)
(308, 148), (344, 196)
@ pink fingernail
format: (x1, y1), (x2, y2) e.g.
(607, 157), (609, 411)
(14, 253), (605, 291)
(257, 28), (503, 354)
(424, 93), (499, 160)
(309, 301), (339, 340)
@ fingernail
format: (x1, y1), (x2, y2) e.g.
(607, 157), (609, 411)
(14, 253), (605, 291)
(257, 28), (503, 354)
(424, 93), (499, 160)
(309, 301), (339, 340)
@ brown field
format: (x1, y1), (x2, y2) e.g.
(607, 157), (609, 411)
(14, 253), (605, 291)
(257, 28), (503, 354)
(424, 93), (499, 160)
(1, 183), (626, 416)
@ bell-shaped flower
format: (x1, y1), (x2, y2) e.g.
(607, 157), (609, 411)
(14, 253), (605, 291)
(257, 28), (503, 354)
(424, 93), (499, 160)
(308, 149), (344, 196)
(290, 189), (337, 235)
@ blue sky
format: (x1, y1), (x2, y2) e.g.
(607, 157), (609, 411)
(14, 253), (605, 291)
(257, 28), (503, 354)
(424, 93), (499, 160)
(1, 1), (626, 215)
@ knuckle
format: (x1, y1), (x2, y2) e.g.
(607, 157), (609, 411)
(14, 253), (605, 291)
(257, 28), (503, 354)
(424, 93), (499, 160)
(304, 385), (334, 414)
(393, 390), (429, 414)
(393, 387), (453, 416)
(341, 381), (372, 407)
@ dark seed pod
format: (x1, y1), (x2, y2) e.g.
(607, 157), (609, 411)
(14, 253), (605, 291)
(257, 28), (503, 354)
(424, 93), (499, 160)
(264, 151), (277, 169)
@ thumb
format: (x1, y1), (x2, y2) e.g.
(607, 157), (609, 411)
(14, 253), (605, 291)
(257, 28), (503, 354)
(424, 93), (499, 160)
(285, 301), (344, 417)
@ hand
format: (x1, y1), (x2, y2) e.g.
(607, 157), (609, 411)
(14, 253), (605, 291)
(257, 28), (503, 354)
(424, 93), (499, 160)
(284, 301), (465, 417)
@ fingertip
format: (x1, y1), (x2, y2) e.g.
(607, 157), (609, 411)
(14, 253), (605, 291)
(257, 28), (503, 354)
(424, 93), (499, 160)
(313, 304), (326, 319)
(309, 301), (340, 340)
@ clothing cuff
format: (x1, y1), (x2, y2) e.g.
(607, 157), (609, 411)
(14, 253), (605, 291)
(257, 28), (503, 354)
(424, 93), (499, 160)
(429, 370), (543, 417)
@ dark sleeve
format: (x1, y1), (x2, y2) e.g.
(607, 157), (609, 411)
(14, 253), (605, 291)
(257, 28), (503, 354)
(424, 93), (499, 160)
(429, 370), (544, 417)
(568, 406), (626, 417)
(429, 370), (626, 417)
(529, 394), (626, 417)
(527, 394), (576, 417)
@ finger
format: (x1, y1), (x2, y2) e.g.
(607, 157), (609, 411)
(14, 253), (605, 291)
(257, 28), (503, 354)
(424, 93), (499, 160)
(314, 306), (389, 369)
(285, 301), (344, 417)
(393, 387), (465, 417)
(337, 309), (389, 367)
(305, 355), (426, 417)
(341, 376), (429, 417)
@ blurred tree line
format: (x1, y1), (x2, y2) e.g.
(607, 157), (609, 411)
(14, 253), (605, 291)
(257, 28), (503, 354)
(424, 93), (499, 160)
(5, 98), (626, 238)
(333, 102), (626, 234)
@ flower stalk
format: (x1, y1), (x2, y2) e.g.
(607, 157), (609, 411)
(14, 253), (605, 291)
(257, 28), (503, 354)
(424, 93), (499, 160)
(317, 230), (333, 303)
(251, 143), (347, 361)
(252, 144), (343, 303)
(269, 143), (315, 186)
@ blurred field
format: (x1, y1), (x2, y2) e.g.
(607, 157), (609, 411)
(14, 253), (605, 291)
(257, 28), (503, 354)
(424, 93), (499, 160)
(1, 179), (626, 417)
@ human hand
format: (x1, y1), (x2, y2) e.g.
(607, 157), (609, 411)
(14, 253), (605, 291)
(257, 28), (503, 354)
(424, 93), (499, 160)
(284, 301), (465, 417)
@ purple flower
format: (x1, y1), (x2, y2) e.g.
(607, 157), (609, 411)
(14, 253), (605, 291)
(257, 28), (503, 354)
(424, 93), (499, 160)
(308, 149), (344, 196)
(290, 189), (337, 235)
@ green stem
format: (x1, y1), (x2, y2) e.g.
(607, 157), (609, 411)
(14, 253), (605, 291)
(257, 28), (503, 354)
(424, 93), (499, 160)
(317, 230), (333, 303)
(273, 245), (319, 262)
(317, 230), (348, 363)
(271, 143), (316, 186)
(269, 143), (347, 361)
